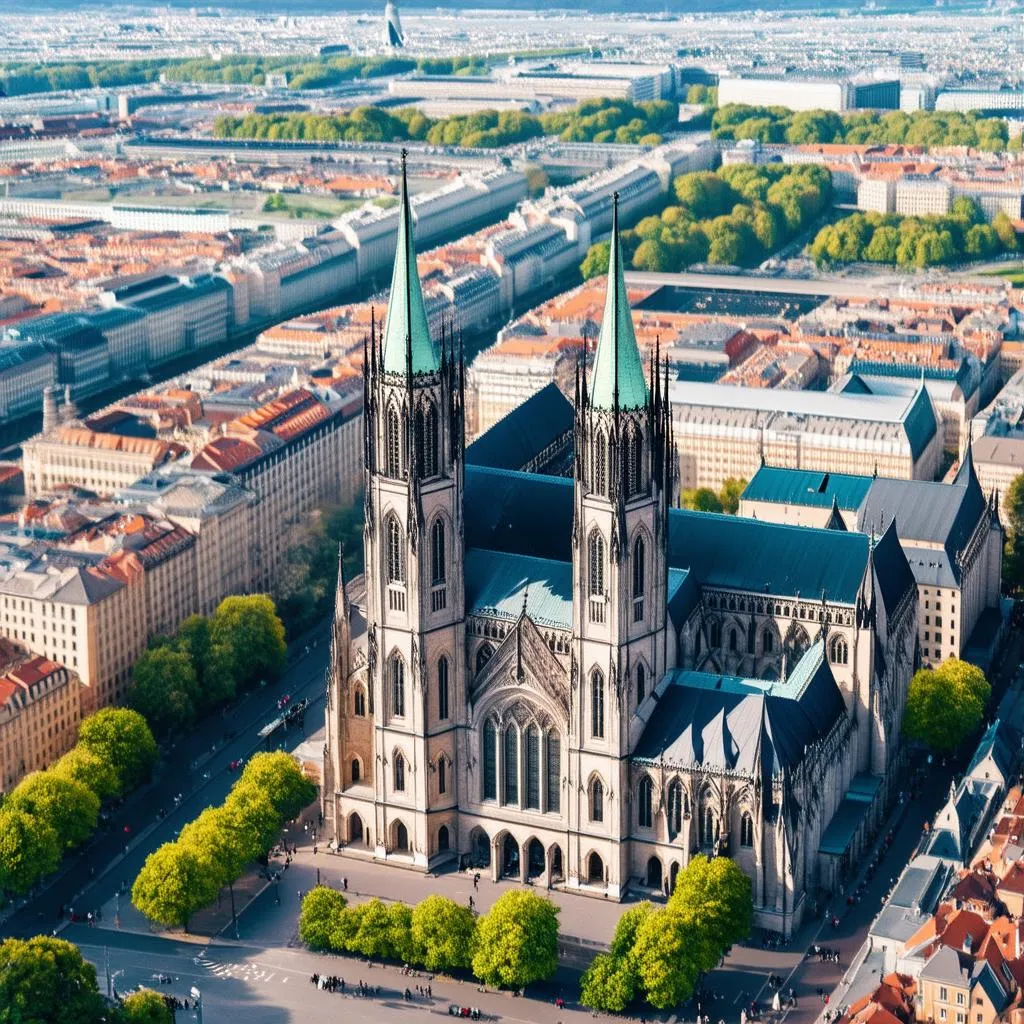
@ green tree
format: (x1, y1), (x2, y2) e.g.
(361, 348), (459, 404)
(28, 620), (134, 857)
(411, 894), (477, 971)
(682, 487), (723, 513)
(178, 806), (250, 933)
(117, 988), (174, 1024)
(903, 660), (990, 753)
(580, 241), (611, 280)
(51, 745), (120, 802)
(610, 900), (656, 956)
(631, 907), (700, 1010)
(350, 897), (398, 959)
(222, 782), (282, 862)
(7, 771), (100, 850)
(632, 238), (671, 272)
(1004, 472), (1024, 589)
(174, 614), (236, 709)
(719, 477), (747, 515)
(77, 707), (158, 794)
(386, 901), (415, 963)
(863, 225), (901, 263)
(471, 890), (559, 990)
(129, 646), (200, 736)
(669, 854), (753, 956)
(238, 751), (316, 821)
(0, 936), (107, 1024)
(298, 885), (348, 951)
(263, 192), (287, 211)
(132, 842), (219, 930)
(994, 211), (1019, 251)
(580, 952), (637, 1012)
(0, 806), (61, 894)
(211, 595), (287, 689)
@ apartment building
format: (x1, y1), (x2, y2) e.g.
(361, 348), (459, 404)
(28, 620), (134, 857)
(0, 341), (58, 420)
(22, 426), (188, 498)
(671, 381), (943, 490)
(191, 384), (363, 593)
(0, 647), (84, 796)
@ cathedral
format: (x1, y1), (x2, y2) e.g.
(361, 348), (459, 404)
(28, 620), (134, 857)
(323, 158), (920, 937)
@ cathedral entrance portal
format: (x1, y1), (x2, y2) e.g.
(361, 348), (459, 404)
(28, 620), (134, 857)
(549, 845), (564, 883)
(469, 827), (490, 868)
(501, 835), (520, 879)
(587, 851), (604, 885)
(527, 839), (545, 880)
(646, 856), (662, 891)
(348, 812), (364, 845)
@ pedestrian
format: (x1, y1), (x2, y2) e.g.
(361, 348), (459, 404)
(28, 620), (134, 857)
(427, 985), (432, 998)
(469, 895), (474, 910)
(343, 877), (348, 891)
(473, 872), (480, 890)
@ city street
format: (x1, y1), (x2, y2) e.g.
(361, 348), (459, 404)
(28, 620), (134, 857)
(1, 623), (331, 940)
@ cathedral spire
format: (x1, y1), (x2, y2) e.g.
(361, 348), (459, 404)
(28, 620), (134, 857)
(589, 192), (647, 411)
(381, 149), (438, 376)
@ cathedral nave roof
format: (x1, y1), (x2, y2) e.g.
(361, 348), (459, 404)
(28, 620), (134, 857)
(464, 548), (572, 631)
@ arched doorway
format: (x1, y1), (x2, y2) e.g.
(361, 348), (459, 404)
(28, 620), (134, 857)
(351, 758), (361, 783)
(501, 834), (520, 878)
(527, 839), (545, 880)
(646, 856), (662, 890)
(587, 851), (604, 885)
(393, 820), (409, 852)
(549, 845), (564, 883)
(438, 825), (450, 852)
(670, 861), (680, 894)
(348, 812), (363, 844)
(470, 827), (490, 868)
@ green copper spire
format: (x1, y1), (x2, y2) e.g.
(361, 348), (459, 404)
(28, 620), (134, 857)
(589, 193), (647, 411)
(382, 150), (439, 376)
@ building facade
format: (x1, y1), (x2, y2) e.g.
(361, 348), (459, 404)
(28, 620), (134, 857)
(323, 175), (920, 937)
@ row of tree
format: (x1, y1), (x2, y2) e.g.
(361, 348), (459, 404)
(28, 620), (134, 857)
(581, 856), (752, 1012)
(712, 104), (1016, 152)
(581, 163), (832, 277)
(132, 752), (316, 931)
(129, 595), (287, 738)
(300, 887), (559, 990)
(0, 936), (176, 1024)
(682, 477), (747, 515)
(1003, 472), (1024, 592)
(213, 97), (678, 149)
(0, 708), (157, 896)
(810, 200), (1019, 269)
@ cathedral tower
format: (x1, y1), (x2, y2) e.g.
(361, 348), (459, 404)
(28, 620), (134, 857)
(569, 194), (673, 895)
(358, 151), (465, 866)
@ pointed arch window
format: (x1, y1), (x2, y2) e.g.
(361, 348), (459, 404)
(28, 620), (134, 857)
(638, 775), (653, 829)
(594, 430), (608, 497)
(740, 811), (754, 848)
(437, 656), (449, 721)
(747, 627), (755, 654)
(386, 406), (403, 479)
(590, 778), (604, 823)
(525, 725), (540, 810)
(390, 654), (405, 718)
(632, 535), (645, 622)
(353, 685), (366, 717)
(438, 757), (447, 795)
(415, 402), (439, 478)
(503, 724), (518, 806)
(591, 669), (605, 739)
(729, 628), (738, 652)
(546, 729), (561, 813)
(475, 643), (493, 675)
(636, 662), (646, 705)
(762, 628), (774, 654)
(588, 531), (606, 624)
(431, 519), (446, 585)
(709, 621), (721, 648)
(830, 635), (849, 666)
(393, 752), (406, 792)
(482, 718), (497, 800)
(668, 779), (684, 837)
(386, 515), (405, 613)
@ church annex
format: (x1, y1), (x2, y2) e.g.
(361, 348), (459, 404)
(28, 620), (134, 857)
(323, 158), (919, 936)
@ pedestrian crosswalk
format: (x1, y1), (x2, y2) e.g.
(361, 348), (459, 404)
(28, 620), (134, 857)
(193, 953), (277, 984)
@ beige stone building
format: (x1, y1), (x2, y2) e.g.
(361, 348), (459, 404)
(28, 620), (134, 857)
(671, 381), (943, 492)
(22, 426), (187, 498)
(0, 647), (85, 795)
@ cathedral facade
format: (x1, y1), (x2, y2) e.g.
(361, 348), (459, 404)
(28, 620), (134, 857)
(323, 164), (919, 936)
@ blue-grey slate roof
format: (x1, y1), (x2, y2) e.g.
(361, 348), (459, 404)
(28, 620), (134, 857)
(464, 548), (572, 630)
(871, 520), (918, 616)
(741, 466), (873, 511)
(902, 385), (939, 461)
(465, 383), (573, 472)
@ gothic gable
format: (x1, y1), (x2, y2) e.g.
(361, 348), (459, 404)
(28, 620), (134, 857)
(469, 613), (570, 724)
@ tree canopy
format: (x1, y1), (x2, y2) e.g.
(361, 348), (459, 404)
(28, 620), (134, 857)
(1004, 471), (1024, 591)
(6, 771), (99, 850)
(77, 707), (158, 794)
(0, 937), (107, 1024)
(471, 890), (560, 990)
(117, 988), (174, 1024)
(238, 752), (317, 822)
(129, 646), (200, 737)
(132, 842), (219, 930)
(0, 806), (61, 895)
(210, 595), (287, 690)
(298, 885), (349, 951)
(410, 894), (477, 972)
(903, 658), (991, 753)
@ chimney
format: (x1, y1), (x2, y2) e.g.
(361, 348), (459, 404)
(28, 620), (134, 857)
(41, 386), (58, 434)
